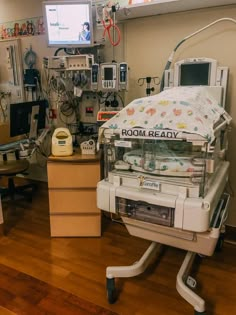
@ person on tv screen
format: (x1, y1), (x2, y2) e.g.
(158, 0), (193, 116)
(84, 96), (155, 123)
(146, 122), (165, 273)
(79, 22), (90, 41)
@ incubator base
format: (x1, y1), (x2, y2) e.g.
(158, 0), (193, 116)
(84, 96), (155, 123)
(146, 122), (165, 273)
(104, 192), (229, 313)
(106, 242), (206, 313)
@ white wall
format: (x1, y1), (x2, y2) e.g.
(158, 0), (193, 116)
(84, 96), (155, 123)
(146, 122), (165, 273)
(123, 5), (236, 226)
(0, 0), (43, 22)
(0, 0), (55, 84)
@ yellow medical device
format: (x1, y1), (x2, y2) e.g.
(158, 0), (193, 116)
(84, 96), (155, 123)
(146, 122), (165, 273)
(51, 127), (73, 157)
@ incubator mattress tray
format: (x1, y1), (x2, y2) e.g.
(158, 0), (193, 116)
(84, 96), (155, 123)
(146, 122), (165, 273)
(122, 149), (204, 177)
(108, 160), (225, 199)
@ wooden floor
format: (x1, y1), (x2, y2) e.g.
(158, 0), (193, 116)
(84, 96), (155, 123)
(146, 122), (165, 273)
(0, 179), (236, 315)
(0, 262), (118, 315)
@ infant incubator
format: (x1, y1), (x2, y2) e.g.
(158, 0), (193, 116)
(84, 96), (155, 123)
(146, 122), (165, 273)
(97, 58), (231, 314)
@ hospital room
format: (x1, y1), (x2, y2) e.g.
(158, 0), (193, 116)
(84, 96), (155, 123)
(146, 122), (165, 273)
(0, 0), (236, 314)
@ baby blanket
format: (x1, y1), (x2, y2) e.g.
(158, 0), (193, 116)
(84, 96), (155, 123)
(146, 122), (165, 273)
(101, 86), (227, 143)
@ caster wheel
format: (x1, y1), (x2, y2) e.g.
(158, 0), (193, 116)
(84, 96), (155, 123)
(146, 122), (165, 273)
(106, 278), (117, 304)
(194, 311), (206, 315)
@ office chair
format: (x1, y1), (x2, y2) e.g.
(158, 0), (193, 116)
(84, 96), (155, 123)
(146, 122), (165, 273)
(0, 151), (36, 201)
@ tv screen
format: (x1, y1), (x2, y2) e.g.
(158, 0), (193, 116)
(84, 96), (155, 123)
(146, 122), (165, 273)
(43, 0), (93, 48)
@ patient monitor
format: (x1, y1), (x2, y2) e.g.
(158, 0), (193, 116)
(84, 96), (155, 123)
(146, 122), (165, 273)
(164, 57), (229, 107)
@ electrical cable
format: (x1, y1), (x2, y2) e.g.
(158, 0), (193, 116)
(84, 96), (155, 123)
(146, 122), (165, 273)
(98, 91), (113, 106)
(58, 92), (80, 129)
(64, 48), (81, 55)
(49, 76), (66, 94)
(115, 93), (125, 107)
(54, 47), (64, 56)
(160, 17), (236, 91)
(54, 47), (82, 56)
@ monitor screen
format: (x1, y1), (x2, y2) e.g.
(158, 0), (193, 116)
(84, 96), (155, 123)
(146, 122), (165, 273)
(104, 67), (113, 80)
(10, 100), (48, 138)
(43, 0), (93, 48)
(180, 63), (210, 86)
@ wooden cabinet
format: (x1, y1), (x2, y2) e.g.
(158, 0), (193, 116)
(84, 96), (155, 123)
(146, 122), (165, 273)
(47, 152), (101, 237)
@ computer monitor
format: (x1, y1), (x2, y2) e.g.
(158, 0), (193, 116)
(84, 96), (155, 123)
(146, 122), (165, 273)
(42, 0), (94, 48)
(163, 57), (229, 108)
(10, 100), (48, 139)
(179, 63), (210, 86)
(173, 58), (218, 87)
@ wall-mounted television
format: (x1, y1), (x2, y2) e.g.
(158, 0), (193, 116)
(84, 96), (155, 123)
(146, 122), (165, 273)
(43, 0), (94, 48)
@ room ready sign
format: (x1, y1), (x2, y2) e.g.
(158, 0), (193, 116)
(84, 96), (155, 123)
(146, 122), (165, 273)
(120, 128), (182, 140)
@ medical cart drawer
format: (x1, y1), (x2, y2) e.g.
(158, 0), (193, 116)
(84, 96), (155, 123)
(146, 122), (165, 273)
(47, 153), (101, 237)
(50, 213), (101, 237)
(47, 162), (100, 188)
(48, 189), (99, 214)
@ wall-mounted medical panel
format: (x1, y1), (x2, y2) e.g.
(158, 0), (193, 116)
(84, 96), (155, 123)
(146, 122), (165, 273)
(0, 38), (25, 107)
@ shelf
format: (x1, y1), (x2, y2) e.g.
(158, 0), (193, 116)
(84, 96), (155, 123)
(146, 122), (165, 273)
(116, 0), (236, 21)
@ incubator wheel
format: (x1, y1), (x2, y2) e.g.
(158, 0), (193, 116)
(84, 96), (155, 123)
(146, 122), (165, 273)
(106, 278), (117, 304)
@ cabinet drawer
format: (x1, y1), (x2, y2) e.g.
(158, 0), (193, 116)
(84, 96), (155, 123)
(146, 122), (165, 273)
(50, 213), (101, 237)
(48, 189), (100, 214)
(47, 162), (100, 188)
